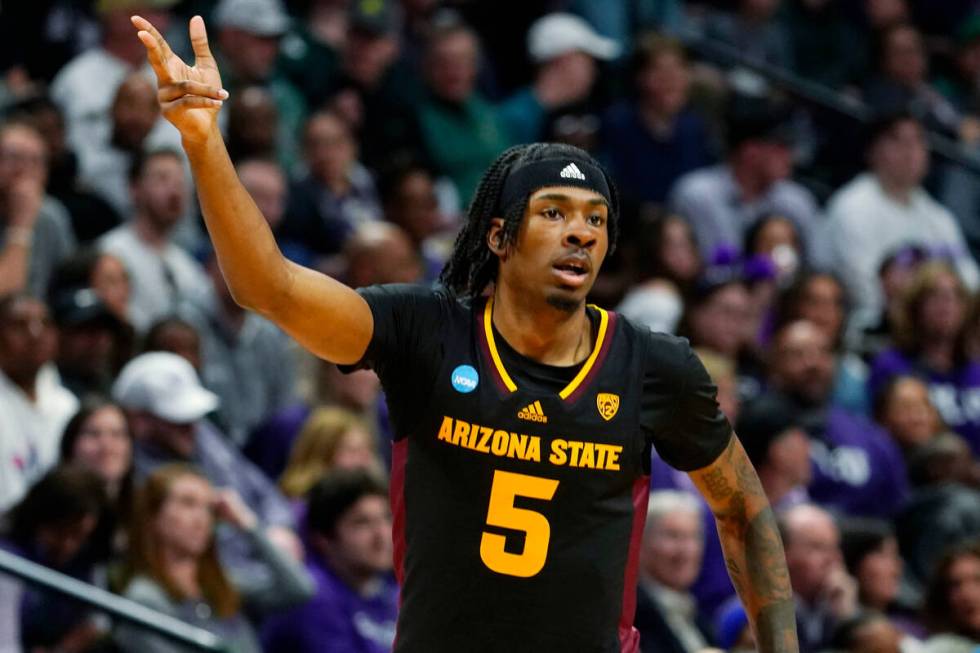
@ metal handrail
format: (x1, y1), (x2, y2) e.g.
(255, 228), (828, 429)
(0, 548), (225, 652)
(678, 26), (980, 177)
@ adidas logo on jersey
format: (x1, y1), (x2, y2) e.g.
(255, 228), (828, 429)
(517, 400), (548, 423)
(559, 162), (586, 181)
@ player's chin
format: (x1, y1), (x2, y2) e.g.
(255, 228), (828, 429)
(545, 287), (588, 314)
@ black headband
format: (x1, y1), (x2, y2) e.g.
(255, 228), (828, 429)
(497, 158), (612, 215)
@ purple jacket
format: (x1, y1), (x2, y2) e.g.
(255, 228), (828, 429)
(869, 347), (980, 456)
(261, 553), (398, 653)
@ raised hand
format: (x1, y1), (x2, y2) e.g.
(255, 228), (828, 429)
(131, 14), (228, 144)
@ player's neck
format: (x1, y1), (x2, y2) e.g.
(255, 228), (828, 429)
(491, 286), (593, 367)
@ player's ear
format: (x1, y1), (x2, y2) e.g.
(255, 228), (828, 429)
(487, 218), (507, 257)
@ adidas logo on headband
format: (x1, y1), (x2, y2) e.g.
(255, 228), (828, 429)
(559, 162), (586, 181)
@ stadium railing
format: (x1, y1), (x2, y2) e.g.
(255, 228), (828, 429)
(0, 547), (226, 652)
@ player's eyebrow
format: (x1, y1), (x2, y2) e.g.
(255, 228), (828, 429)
(533, 193), (609, 208)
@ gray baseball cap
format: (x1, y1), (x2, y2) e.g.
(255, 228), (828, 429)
(214, 0), (290, 37)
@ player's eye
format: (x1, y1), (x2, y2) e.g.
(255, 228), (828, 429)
(587, 214), (605, 227)
(542, 207), (562, 220)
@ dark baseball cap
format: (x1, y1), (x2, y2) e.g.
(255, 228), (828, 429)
(727, 102), (795, 150)
(736, 393), (803, 467)
(52, 288), (123, 331)
(349, 0), (396, 36)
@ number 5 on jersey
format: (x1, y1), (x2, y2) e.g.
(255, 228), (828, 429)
(480, 470), (560, 578)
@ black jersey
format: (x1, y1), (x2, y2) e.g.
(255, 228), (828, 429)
(352, 284), (731, 653)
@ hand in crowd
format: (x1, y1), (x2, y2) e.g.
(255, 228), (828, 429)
(131, 15), (228, 144)
(822, 564), (859, 621)
(6, 176), (43, 230)
(213, 487), (258, 531)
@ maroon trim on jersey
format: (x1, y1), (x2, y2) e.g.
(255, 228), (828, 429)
(475, 299), (512, 394)
(564, 311), (619, 405)
(618, 475), (650, 653)
(391, 438), (408, 588)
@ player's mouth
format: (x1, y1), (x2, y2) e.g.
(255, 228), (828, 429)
(552, 256), (590, 288)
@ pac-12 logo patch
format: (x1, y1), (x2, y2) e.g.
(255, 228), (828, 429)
(597, 393), (620, 421)
(451, 365), (479, 393)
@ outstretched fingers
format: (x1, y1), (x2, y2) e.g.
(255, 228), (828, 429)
(131, 14), (181, 81)
(188, 16), (217, 71)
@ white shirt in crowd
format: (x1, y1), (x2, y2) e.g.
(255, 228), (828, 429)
(820, 172), (980, 328)
(0, 365), (78, 512)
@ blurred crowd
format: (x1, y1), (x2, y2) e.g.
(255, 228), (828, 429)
(1, 0), (980, 652)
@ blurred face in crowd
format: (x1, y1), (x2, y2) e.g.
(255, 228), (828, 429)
(346, 224), (423, 287)
(425, 29), (479, 103)
(770, 321), (835, 405)
(0, 124), (48, 193)
(865, 0), (909, 27)
(0, 297), (57, 382)
(132, 153), (187, 234)
(883, 25), (926, 86)
(916, 269), (968, 340)
(228, 87), (279, 159)
(947, 554), (980, 636)
(881, 255), (922, 308)
(333, 427), (378, 471)
(688, 283), (751, 358)
(132, 412), (197, 460)
(71, 405), (132, 489)
(637, 50), (689, 117)
(318, 362), (381, 411)
(36, 513), (98, 568)
(91, 254), (131, 320)
(767, 427), (812, 487)
(27, 103), (67, 163)
(871, 119), (928, 190)
(219, 28), (280, 83)
(321, 494), (393, 577)
(344, 29), (398, 88)
(783, 505), (842, 603)
(155, 473), (214, 558)
(149, 322), (202, 371)
(880, 377), (941, 448)
(659, 217), (701, 284)
(641, 508), (703, 592)
(102, 7), (171, 64)
(58, 319), (116, 382)
(848, 618), (903, 653)
(304, 112), (356, 186)
(238, 159), (287, 230)
(796, 275), (845, 346)
(386, 170), (442, 244)
(111, 74), (159, 152)
(857, 536), (903, 610)
(743, 139), (794, 188)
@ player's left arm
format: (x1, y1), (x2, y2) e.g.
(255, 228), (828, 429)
(688, 435), (799, 653)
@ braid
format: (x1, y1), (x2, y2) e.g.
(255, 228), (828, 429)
(439, 143), (620, 297)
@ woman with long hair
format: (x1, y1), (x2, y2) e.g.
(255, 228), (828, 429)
(115, 464), (313, 653)
(868, 262), (980, 455)
(922, 540), (980, 653)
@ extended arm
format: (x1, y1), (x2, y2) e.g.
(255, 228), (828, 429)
(689, 436), (798, 653)
(132, 15), (372, 364)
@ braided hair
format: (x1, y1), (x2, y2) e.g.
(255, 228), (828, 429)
(439, 143), (620, 297)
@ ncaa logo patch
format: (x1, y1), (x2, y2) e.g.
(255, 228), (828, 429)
(451, 365), (479, 393)
(597, 393), (620, 421)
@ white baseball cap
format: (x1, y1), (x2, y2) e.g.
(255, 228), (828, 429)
(527, 13), (621, 64)
(214, 0), (290, 37)
(112, 352), (219, 424)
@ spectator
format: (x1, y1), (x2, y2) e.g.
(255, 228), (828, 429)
(48, 247), (132, 325)
(768, 320), (908, 517)
(498, 13), (619, 145)
(868, 262), (980, 455)
(212, 0), (306, 171)
(634, 490), (715, 653)
(862, 23), (960, 135)
(344, 221), (424, 289)
(0, 121), (76, 297)
(829, 611), (905, 653)
(670, 105), (820, 263)
(49, 0), (178, 158)
(143, 316), (202, 370)
(744, 213), (803, 285)
(819, 113), (979, 327)
(225, 85), (279, 165)
(279, 111), (383, 259)
(99, 148), (208, 332)
(0, 294), (78, 511)
(76, 72), (159, 221)
(775, 272), (869, 415)
(735, 393), (812, 511)
(279, 407), (383, 500)
(921, 541), (980, 653)
(601, 34), (715, 207)
(0, 466), (108, 653)
(52, 287), (128, 399)
(416, 17), (511, 204)
(261, 469), (397, 653)
(780, 503), (859, 653)
(873, 375), (944, 455)
(177, 246), (298, 447)
(618, 213), (701, 335)
(112, 351), (301, 593)
(115, 464), (314, 653)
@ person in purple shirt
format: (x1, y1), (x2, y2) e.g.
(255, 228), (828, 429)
(868, 261), (980, 456)
(263, 469), (398, 653)
(770, 321), (909, 518)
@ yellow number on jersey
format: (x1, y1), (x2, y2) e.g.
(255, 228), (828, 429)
(480, 469), (560, 578)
